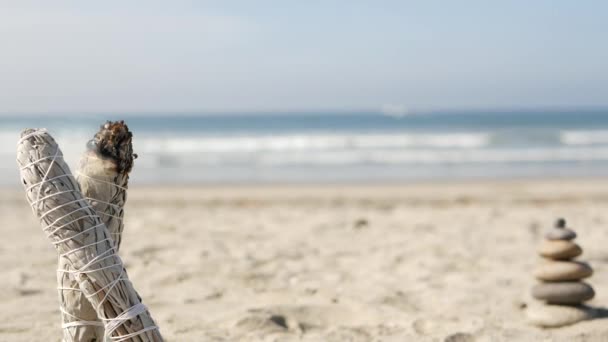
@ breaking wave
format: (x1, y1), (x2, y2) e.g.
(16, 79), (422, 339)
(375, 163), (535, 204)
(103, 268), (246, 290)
(561, 130), (608, 146)
(134, 132), (490, 154)
(144, 147), (608, 167)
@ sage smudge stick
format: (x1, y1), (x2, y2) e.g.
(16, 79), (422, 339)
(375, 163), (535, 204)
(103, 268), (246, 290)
(17, 129), (162, 342)
(57, 121), (137, 341)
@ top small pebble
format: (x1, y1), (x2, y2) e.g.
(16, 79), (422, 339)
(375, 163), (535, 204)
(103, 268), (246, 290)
(545, 218), (577, 241)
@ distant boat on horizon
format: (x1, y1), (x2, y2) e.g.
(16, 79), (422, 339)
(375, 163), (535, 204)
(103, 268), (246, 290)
(380, 104), (411, 118)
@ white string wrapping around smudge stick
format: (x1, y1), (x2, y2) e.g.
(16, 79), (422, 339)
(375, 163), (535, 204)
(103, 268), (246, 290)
(17, 128), (163, 342)
(55, 178), (120, 341)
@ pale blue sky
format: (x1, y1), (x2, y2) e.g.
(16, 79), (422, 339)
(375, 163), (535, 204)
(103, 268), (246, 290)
(1, 1), (607, 113)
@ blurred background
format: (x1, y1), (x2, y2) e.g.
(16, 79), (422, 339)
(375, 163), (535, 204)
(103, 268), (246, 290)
(1, 1), (607, 185)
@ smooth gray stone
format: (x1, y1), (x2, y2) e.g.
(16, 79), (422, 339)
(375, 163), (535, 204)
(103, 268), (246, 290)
(532, 282), (595, 304)
(545, 228), (576, 240)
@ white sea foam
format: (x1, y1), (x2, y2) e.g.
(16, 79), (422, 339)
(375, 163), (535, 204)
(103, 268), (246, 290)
(141, 147), (608, 167)
(134, 132), (491, 154)
(560, 130), (608, 146)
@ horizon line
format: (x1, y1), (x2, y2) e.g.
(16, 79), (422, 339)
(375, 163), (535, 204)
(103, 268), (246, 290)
(1, 106), (608, 117)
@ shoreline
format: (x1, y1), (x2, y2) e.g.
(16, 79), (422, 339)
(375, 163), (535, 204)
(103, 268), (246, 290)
(5, 178), (608, 208)
(5, 175), (608, 190)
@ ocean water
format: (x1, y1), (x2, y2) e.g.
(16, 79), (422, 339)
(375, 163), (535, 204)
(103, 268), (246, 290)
(3, 111), (608, 185)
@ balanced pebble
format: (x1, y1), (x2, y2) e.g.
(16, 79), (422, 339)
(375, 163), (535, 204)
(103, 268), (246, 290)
(538, 240), (582, 259)
(526, 303), (593, 328)
(555, 218), (567, 228)
(545, 228), (577, 241)
(532, 282), (595, 304)
(534, 260), (593, 281)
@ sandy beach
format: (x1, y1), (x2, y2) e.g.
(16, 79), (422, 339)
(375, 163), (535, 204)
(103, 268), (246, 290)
(2, 179), (608, 341)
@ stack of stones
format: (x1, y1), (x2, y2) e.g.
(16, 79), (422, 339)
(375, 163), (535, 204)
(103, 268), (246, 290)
(526, 218), (596, 327)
